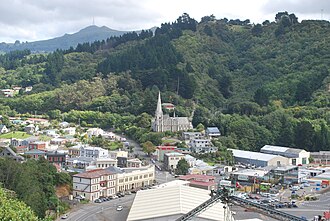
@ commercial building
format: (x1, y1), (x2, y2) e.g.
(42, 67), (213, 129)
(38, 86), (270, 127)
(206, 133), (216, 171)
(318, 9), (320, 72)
(310, 151), (330, 165)
(106, 165), (155, 193)
(179, 174), (217, 190)
(72, 169), (116, 201)
(164, 152), (185, 171)
(154, 146), (177, 161)
(230, 149), (290, 167)
(260, 145), (310, 165)
(127, 184), (233, 221)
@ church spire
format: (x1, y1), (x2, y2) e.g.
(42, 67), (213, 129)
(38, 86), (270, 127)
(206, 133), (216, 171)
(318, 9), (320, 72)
(155, 91), (163, 116)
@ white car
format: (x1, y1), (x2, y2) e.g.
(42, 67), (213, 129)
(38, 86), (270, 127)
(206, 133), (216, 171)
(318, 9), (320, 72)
(61, 214), (69, 219)
(116, 205), (123, 211)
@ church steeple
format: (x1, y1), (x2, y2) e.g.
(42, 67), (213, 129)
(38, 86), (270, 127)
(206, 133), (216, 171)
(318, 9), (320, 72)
(155, 91), (163, 117)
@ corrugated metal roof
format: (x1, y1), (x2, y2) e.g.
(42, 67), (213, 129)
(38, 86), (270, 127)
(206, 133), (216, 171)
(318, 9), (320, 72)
(230, 149), (283, 161)
(127, 185), (225, 221)
(206, 127), (220, 133)
(261, 145), (289, 153)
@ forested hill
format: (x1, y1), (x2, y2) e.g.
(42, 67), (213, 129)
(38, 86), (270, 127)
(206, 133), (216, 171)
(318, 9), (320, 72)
(0, 12), (329, 152)
(0, 25), (132, 53)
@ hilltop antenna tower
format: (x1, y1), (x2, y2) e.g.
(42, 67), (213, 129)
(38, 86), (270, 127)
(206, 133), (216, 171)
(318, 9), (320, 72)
(321, 9), (324, 20)
(93, 17), (95, 25)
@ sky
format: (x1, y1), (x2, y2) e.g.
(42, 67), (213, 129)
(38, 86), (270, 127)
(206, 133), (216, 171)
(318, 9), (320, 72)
(0, 0), (329, 43)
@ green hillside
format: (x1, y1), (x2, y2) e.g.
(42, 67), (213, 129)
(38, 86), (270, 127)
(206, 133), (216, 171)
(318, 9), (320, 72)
(0, 12), (329, 152)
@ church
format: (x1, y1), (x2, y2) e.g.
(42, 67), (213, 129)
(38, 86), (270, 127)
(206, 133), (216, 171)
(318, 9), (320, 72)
(151, 92), (193, 132)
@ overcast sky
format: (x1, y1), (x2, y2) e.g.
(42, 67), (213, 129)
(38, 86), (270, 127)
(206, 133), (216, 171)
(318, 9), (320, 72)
(0, 0), (329, 43)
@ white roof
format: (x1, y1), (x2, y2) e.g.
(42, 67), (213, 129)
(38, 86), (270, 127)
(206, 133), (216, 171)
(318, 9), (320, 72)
(230, 149), (284, 161)
(127, 185), (226, 221)
(261, 145), (289, 153)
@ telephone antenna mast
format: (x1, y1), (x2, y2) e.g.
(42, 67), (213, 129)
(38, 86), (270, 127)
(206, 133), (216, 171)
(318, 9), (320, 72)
(93, 17), (95, 25)
(321, 9), (324, 20)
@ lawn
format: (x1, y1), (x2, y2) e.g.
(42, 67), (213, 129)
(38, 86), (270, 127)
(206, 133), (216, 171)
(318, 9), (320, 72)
(0, 131), (31, 139)
(161, 139), (177, 144)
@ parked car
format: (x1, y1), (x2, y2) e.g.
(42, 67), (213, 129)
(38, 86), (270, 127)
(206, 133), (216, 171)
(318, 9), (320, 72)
(116, 205), (123, 211)
(125, 191), (132, 195)
(61, 214), (69, 219)
(303, 182), (311, 187)
(94, 199), (102, 203)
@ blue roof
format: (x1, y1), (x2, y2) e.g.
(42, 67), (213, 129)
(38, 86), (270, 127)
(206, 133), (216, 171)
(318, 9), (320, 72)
(25, 149), (46, 155)
(206, 127), (220, 133)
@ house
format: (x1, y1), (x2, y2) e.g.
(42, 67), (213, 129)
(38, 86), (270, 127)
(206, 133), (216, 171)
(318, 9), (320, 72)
(43, 129), (59, 138)
(72, 169), (116, 201)
(182, 132), (203, 142)
(26, 118), (50, 127)
(46, 151), (67, 167)
(179, 174), (217, 190)
(205, 127), (221, 138)
(24, 124), (38, 134)
(0, 146), (24, 162)
(28, 141), (47, 150)
(50, 137), (67, 146)
(24, 149), (46, 159)
(63, 127), (76, 135)
(86, 128), (104, 138)
(68, 145), (81, 158)
(80, 145), (108, 158)
(154, 146), (177, 161)
(260, 145), (310, 165)
(164, 152), (185, 171)
(230, 149), (290, 167)
(0, 125), (9, 134)
(190, 139), (217, 153)
(59, 121), (70, 128)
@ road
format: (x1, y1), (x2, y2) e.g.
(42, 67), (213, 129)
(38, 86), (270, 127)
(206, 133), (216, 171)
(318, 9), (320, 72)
(62, 194), (135, 221)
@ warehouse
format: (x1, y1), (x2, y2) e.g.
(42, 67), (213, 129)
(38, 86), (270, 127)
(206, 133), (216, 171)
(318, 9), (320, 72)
(230, 149), (290, 167)
(127, 184), (234, 221)
(260, 145), (310, 165)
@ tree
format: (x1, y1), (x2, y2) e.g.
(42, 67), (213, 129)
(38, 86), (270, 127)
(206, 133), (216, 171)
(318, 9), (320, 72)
(176, 159), (190, 175)
(142, 141), (156, 156)
(0, 187), (39, 221)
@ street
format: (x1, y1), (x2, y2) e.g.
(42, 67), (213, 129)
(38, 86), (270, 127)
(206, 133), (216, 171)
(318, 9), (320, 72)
(62, 194), (135, 221)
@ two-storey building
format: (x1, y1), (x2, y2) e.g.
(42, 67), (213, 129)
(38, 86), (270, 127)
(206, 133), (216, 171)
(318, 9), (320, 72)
(72, 169), (116, 201)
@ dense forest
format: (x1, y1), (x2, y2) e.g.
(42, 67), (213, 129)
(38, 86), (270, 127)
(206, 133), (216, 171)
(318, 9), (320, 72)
(0, 12), (329, 153)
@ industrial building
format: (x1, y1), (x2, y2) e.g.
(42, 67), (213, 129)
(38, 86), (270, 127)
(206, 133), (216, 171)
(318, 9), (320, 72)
(127, 184), (232, 221)
(260, 145), (310, 165)
(230, 149), (290, 167)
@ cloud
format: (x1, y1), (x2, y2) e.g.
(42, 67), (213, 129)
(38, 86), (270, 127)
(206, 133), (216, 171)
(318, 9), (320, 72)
(0, 0), (328, 42)
(262, 0), (330, 20)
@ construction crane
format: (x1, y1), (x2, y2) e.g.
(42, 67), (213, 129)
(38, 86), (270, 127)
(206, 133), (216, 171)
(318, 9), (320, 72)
(176, 186), (306, 221)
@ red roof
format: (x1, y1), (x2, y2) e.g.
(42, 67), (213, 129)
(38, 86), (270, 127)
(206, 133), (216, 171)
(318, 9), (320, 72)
(190, 180), (216, 187)
(179, 174), (215, 180)
(157, 146), (177, 150)
(179, 174), (216, 187)
(73, 169), (114, 179)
